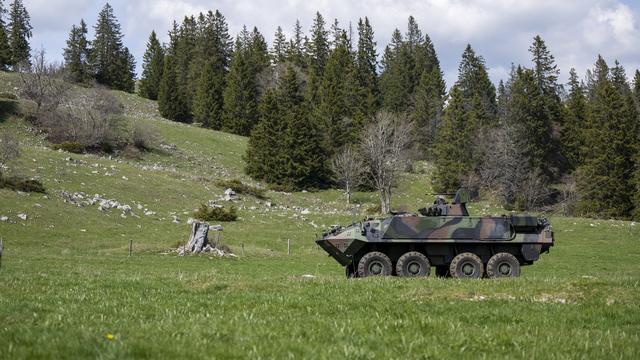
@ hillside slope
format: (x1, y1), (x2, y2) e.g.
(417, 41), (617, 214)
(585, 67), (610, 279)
(1, 72), (639, 359)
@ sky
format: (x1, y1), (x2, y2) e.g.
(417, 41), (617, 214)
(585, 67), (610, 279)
(21, 0), (640, 88)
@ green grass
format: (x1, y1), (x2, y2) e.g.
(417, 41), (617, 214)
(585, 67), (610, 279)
(1, 71), (639, 359)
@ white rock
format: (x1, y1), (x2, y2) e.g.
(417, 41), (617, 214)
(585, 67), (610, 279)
(0, 216), (8, 222)
(17, 213), (27, 220)
(187, 218), (195, 225)
(300, 208), (310, 215)
(301, 274), (316, 279)
(122, 176), (128, 180)
(144, 210), (156, 216)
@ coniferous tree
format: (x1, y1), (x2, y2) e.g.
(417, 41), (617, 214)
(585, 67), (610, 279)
(158, 23), (190, 122)
(414, 67), (446, 153)
(63, 20), (91, 84)
(175, 16), (197, 110)
(561, 68), (587, 169)
(506, 67), (552, 173)
(245, 89), (286, 182)
(305, 12), (330, 105)
(355, 17), (379, 117)
(379, 29), (412, 112)
(576, 58), (635, 218)
(455, 44), (497, 123)
(222, 32), (260, 135)
(7, 0), (31, 68)
(316, 31), (359, 148)
(91, 3), (134, 91)
(271, 26), (287, 64)
(0, 0), (11, 70)
(379, 17), (445, 117)
(114, 46), (135, 92)
(285, 20), (305, 67)
(246, 66), (330, 188)
(190, 10), (231, 126)
(432, 86), (475, 192)
(139, 30), (164, 100)
(192, 56), (226, 128)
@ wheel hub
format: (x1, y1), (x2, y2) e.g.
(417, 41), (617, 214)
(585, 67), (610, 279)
(498, 262), (511, 275)
(462, 263), (475, 276)
(369, 261), (383, 275)
(408, 262), (421, 275)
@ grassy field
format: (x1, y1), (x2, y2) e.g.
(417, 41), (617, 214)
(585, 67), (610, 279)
(1, 71), (639, 359)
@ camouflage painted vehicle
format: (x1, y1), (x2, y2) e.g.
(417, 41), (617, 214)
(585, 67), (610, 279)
(316, 189), (554, 278)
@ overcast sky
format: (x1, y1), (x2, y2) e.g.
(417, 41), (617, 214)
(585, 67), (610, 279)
(23, 0), (640, 88)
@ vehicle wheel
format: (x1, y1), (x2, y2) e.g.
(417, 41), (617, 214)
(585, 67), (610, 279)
(357, 251), (393, 277)
(396, 251), (431, 277)
(486, 253), (520, 278)
(449, 252), (484, 279)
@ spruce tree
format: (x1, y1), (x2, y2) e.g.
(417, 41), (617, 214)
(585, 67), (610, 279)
(139, 30), (164, 100)
(192, 56), (226, 128)
(285, 20), (305, 67)
(414, 67), (446, 153)
(271, 26), (287, 64)
(63, 20), (91, 84)
(506, 67), (552, 174)
(158, 24), (190, 122)
(245, 66), (330, 188)
(431, 86), (474, 192)
(316, 31), (359, 149)
(576, 60), (635, 218)
(0, 0), (11, 70)
(7, 0), (31, 68)
(245, 90), (285, 182)
(91, 3), (133, 91)
(307, 12), (329, 77)
(561, 68), (587, 169)
(455, 44), (497, 123)
(355, 17), (379, 116)
(222, 35), (260, 135)
(190, 10), (231, 126)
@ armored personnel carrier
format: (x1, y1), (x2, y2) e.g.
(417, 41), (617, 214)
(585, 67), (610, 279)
(316, 189), (554, 278)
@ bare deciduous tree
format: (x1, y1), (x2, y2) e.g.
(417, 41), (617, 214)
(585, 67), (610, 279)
(0, 130), (20, 175)
(331, 145), (364, 204)
(360, 111), (414, 214)
(19, 48), (70, 115)
(477, 122), (549, 210)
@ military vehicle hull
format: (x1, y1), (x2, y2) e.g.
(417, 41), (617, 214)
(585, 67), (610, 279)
(316, 214), (554, 278)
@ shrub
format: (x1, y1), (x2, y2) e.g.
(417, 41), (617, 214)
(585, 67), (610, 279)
(131, 121), (160, 150)
(122, 145), (143, 160)
(215, 179), (266, 199)
(0, 176), (46, 193)
(52, 141), (84, 154)
(39, 89), (127, 152)
(193, 204), (237, 222)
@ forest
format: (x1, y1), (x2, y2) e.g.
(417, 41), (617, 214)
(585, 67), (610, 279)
(2, 1), (639, 220)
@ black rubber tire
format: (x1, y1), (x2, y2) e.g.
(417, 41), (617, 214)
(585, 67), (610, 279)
(396, 251), (431, 277)
(486, 252), (521, 278)
(357, 251), (393, 277)
(449, 252), (484, 279)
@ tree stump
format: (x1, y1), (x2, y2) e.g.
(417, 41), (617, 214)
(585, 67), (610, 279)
(186, 221), (210, 253)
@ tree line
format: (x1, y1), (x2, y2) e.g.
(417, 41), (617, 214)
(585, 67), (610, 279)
(9, 2), (640, 220)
